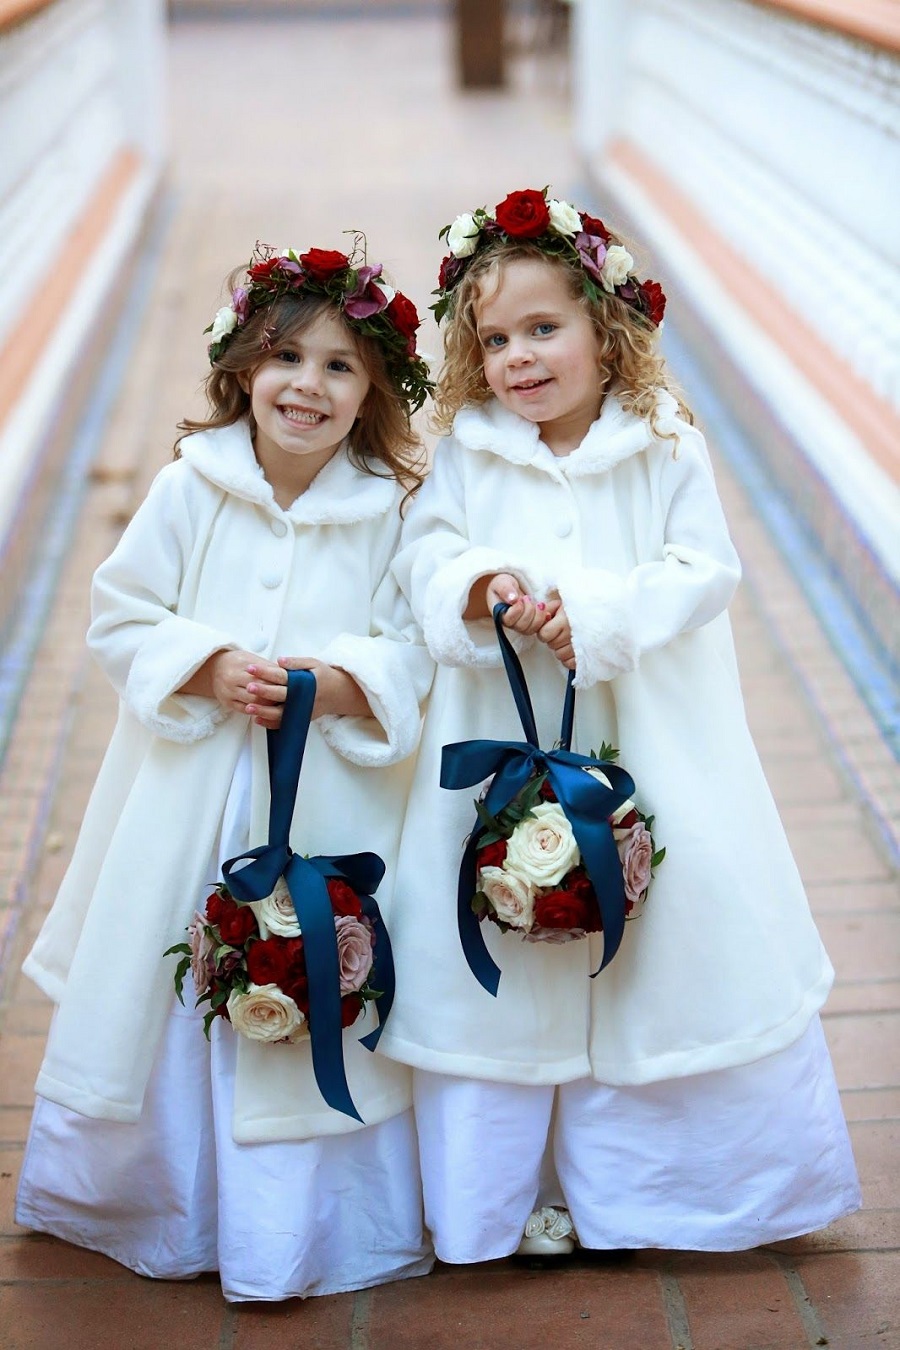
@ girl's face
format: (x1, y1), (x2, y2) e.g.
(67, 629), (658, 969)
(244, 309), (371, 487)
(474, 257), (606, 455)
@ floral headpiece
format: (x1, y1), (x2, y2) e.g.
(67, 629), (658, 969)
(432, 188), (666, 330)
(206, 240), (433, 414)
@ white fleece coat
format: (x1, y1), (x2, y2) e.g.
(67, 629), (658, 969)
(23, 420), (433, 1141)
(377, 394), (834, 1086)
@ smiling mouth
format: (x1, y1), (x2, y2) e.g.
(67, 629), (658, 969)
(279, 405), (325, 425)
(510, 378), (551, 393)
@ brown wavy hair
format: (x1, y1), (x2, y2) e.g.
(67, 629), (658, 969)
(432, 239), (693, 440)
(176, 279), (425, 501)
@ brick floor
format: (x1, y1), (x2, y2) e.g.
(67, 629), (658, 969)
(0, 13), (897, 1349)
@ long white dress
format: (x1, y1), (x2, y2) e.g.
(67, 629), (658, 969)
(380, 394), (860, 1259)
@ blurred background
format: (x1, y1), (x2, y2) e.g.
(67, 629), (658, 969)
(0, 0), (897, 766)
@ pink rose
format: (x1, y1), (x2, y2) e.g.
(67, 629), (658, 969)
(187, 912), (216, 996)
(617, 823), (653, 905)
(335, 915), (374, 994)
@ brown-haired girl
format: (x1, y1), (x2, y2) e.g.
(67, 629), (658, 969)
(379, 189), (859, 1264)
(17, 244), (435, 1301)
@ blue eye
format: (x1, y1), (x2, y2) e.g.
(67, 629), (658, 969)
(534, 322), (556, 336)
(483, 333), (506, 349)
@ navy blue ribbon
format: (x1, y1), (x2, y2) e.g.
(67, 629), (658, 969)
(440, 606), (635, 995)
(222, 669), (392, 1122)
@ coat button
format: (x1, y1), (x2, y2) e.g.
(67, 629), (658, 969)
(554, 519), (573, 538)
(260, 572), (283, 589)
(270, 519), (288, 537)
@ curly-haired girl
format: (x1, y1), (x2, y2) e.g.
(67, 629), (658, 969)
(380, 189), (859, 1264)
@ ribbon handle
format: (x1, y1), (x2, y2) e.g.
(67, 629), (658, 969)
(492, 603), (576, 750)
(221, 670), (393, 1123)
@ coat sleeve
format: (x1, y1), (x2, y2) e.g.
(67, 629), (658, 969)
(554, 427), (742, 688)
(391, 439), (544, 667)
(88, 463), (239, 742)
(316, 562), (435, 769)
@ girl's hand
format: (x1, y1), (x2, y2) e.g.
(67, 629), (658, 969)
(488, 573), (556, 638)
(537, 598), (576, 670)
(180, 650), (287, 721)
(276, 657), (372, 722)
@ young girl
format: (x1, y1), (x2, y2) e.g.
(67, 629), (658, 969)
(16, 243), (436, 1300)
(379, 189), (861, 1261)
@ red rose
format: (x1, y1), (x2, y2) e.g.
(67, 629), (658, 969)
(204, 888), (226, 924)
(494, 189), (551, 238)
(298, 248), (349, 281)
(534, 885), (598, 931)
(279, 936), (311, 1012)
(438, 253), (464, 290)
(579, 213), (611, 243)
(477, 838), (507, 870)
(247, 937), (291, 986)
(538, 780), (557, 802)
(215, 895), (258, 946)
(247, 257), (283, 284)
(638, 279), (666, 326)
(614, 809), (639, 830)
(562, 867), (602, 932)
(327, 878), (363, 918)
(341, 994), (364, 1028)
(386, 292), (421, 339)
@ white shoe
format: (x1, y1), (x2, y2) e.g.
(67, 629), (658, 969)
(515, 1206), (576, 1257)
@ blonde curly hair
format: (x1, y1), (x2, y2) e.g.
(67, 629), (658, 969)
(432, 239), (692, 441)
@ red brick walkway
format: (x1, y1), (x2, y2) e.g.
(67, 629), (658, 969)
(1, 15), (897, 1349)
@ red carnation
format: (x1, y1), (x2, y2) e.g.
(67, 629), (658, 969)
(299, 248), (350, 281)
(477, 838), (508, 870)
(386, 292), (421, 339)
(327, 878), (363, 918)
(247, 937), (291, 986)
(494, 189), (551, 238)
(212, 893), (258, 946)
(341, 994), (364, 1028)
(638, 279), (666, 326)
(580, 213), (611, 243)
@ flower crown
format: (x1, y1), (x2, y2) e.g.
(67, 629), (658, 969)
(206, 240), (433, 414)
(432, 188), (666, 330)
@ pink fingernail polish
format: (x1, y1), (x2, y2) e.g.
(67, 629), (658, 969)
(537, 602), (546, 611)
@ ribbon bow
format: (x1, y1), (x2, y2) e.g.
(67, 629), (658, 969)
(440, 606), (635, 995)
(222, 669), (394, 1122)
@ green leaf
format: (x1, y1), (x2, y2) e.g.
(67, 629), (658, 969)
(172, 956), (191, 1006)
(163, 942), (191, 957)
(591, 741), (620, 763)
(210, 988), (229, 1011)
(474, 797), (503, 835)
(651, 847), (666, 869)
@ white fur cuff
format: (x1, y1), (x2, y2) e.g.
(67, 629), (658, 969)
(317, 633), (431, 766)
(422, 547), (543, 668)
(124, 616), (235, 742)
(555, 568), (638, 688)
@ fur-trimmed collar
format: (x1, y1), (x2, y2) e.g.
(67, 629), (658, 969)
(178, 419), (399, 524)
(451, 391), (682, 477)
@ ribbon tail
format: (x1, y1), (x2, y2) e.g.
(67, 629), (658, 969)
(285, 857), (363, 1124)
(458, 826), (502, 997)
(357, 895), (395, 1051)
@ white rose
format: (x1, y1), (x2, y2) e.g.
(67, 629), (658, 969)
(227, 984), (308, 1043)
(258, 877), (301, 938)
(209, 305), (238, 342)
(447, 212), (480, 258)
(584, 766), (636, 824)
(548, 199), (582, 236)
(375, 281), (396, 304)
(505, 802), (581, 887)
(479, 866), (536, 931)
(600, 244), (634, 292)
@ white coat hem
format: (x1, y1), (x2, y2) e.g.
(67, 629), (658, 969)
(376, 1033), (592, 1085)
(20, 954), (64, 1005)
(588, 969), (833, 1086)
(231, 1083), (414, 1143)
